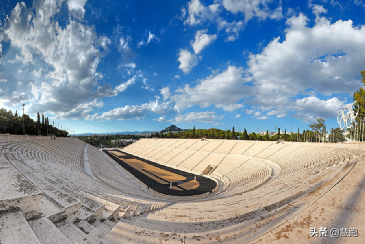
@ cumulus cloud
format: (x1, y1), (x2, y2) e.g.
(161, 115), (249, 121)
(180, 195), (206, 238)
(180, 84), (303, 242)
(218, 20), (244, 42)
(160, 87), (171, 101)
(0, 0), (138, 119)
(154, 116), (168, 123)
(183, 0), (281, 42)
(312, 5), (327, 16)
(177, 49), (201, 73)
(54, 99), (103, 119)
(171, 66), (251, 112)
(94, 75), (137, 98)
(191, 29), (217, 54)
(67, 0), (88, 20)
(222, 0), (283, 22)
(92, 99), (171, 121)
(184, 0), (217, 26)
(174, 111), (223, 123)
(244, 13), (365, 118)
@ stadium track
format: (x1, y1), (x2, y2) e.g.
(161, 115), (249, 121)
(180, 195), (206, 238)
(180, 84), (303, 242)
(103, 150), (217, 196)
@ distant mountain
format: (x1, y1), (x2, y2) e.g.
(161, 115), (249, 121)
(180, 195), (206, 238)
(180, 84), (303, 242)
(164, 125), (182, 131)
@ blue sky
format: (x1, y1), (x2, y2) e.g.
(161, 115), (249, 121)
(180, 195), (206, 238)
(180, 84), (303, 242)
(1, 0), (365, 134)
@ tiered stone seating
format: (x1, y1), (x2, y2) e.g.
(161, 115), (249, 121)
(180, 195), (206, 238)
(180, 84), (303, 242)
(1, 136), (362, 244)
(191, 153), (226, 173)
(178, 151), (209, 170)
(213, 154), (251, 176)
(243, 141), (273, 156)
(166, 150), (195, 167)
(213, 140), (238, 154)
(229, 140), (256, 154)
(186, 139), (209, 150)
(198, 140), (223, 152)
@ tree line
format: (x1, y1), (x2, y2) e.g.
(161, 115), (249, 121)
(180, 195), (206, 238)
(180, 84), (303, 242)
(78, 134), (145, 147)
(150, 122), (345, 143)
(0, 108), (68, 137)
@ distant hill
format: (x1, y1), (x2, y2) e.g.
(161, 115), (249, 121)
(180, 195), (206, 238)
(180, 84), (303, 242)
(165, 125), (182, 131)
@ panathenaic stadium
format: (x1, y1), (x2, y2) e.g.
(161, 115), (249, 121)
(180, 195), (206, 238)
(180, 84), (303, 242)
(1, 135), (364, 243)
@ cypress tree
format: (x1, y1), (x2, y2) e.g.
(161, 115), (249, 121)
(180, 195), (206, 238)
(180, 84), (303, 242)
(243, 128), (248, 140)
(37, 112), (40, 135)
(278, 128), (281, 140)
(284, 129), (287, 141)
(232, 126), (235, 140)
(41, 114), (45, 135)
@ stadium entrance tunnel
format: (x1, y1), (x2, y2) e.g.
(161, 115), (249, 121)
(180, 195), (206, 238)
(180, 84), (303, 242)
(103, 150), (217, 196)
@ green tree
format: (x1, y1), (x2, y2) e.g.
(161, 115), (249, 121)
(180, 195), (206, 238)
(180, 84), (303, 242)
(37, 112), (40, 135)
(330, 128), (346, 143)
(193, 125), (196, 138)
(243, 128), (249, 140)
(309, 118), (326, 142)
(278, 128), (281, 140)
(232, 126), (236, 140)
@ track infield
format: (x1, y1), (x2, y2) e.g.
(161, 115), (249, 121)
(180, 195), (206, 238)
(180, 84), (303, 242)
(103, 150), (217, 196)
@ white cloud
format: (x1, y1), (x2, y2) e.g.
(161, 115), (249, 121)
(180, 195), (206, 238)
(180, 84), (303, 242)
(0, 1), (143, 118)
(171, 66), (251, 112)
(235, 114), (241, 118)
(147, 31), (159, 44)
(138, 31), (159, 47)
(183, 0), (282, 42)
(184, 0), (215, 26)
(218, 20), (244, 42)
(1, 1), (108, 115)
(312, 5), (327, 16)
(245, 109), (255, 115)
(123, 63), (136, 68)
(292, 96), (344, 120)
(174, 111), (223, 123)
(267, 110), (287, 118)
(32, 68), (44, 78)
(94, 99), (171, 121)
(221, 103), (244, 112)
(0, 43), (2, 62)
(191, 29), (217, 54)
(54, 99), (103, 119)
(154, 116), (168, 123)
(67, 0), (88, 20)
(160, 87), (171, 101)
(175, 75), (181, 79)
(177, 49), (201, 73)
(244, 13), (365, 119)
(355, 0), (365, 8)
(94, 75), (137, 98)
(257, 116), (268, 120)
(222, 0), (283, 22)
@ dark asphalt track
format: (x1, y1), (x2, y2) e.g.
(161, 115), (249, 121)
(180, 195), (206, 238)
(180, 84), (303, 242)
(103, 150), (217, 196)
